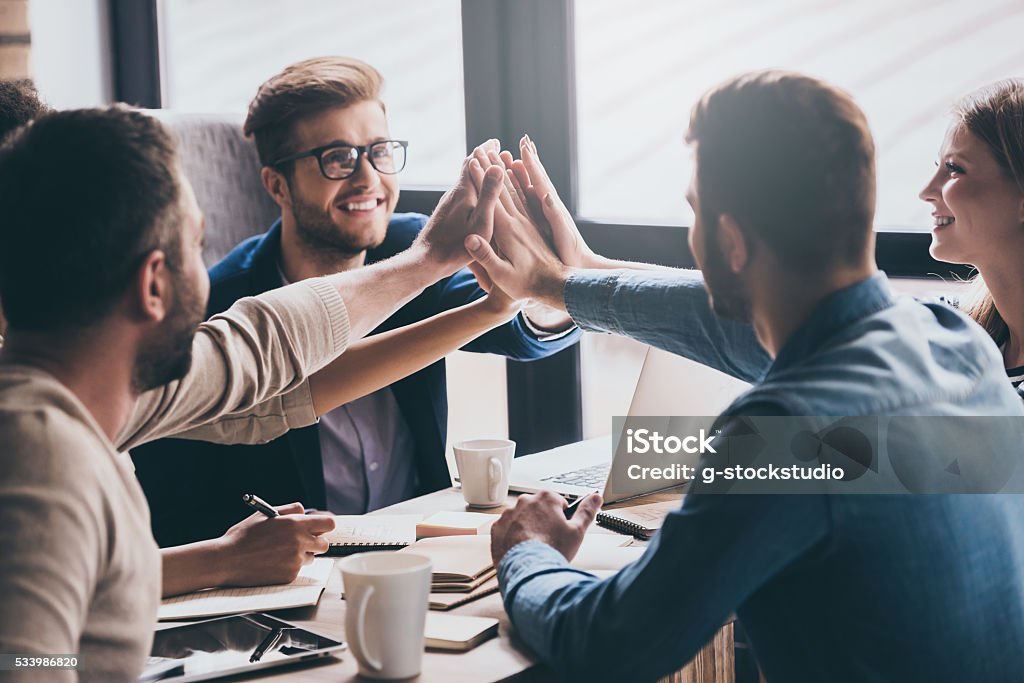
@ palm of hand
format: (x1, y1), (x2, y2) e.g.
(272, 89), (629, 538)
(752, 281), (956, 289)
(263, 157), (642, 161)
(415, 162), (498, 276)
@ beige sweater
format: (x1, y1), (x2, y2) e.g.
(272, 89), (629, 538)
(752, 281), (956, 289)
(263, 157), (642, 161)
(0, 279), (349, 682)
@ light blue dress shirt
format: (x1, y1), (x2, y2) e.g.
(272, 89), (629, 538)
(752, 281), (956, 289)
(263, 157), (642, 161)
(498, 271), (1024, 682)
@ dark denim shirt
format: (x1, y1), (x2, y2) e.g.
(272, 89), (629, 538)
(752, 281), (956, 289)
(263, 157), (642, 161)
(498, 271), (1024, 682)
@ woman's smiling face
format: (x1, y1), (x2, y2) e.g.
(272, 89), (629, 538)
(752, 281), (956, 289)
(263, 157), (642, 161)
(920, 122), (1024, 268)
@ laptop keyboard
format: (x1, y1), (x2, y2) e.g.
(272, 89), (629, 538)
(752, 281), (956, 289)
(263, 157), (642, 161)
(541, 463), (611, 488)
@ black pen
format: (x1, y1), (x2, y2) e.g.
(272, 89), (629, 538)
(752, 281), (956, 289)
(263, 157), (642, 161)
(564, 492), (599, 520)
(242, 493), (279, 518)
(249, 627), (283, 663)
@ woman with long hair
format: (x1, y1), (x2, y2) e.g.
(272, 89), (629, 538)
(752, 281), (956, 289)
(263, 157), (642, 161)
(920, 79), (1024, 388)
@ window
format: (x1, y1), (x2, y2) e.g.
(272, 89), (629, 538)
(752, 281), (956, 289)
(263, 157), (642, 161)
(160, 0), (466, 187)
(116, 0), (994, 451)
(575, 0), (1024, 231)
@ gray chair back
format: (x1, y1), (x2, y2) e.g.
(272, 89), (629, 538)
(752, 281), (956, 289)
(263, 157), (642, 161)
(147, 111), (281, 266)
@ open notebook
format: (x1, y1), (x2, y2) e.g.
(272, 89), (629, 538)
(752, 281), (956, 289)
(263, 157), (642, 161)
(158, 557), (334, 621)
(322, 514), (420, 555)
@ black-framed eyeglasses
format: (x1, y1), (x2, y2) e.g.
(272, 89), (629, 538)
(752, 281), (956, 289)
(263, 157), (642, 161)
(271, 140), (408, 180)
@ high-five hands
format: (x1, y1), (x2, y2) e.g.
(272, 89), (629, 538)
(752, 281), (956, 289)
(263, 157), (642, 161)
(461, 140), (575, 311)
(505, 135), (602, 270)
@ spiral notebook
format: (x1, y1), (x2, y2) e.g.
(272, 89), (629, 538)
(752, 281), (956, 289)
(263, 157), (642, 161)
(596, 499), (679, 539)
(322, 514), (420, 555)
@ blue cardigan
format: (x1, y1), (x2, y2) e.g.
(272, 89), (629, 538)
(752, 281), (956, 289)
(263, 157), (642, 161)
(131, 213), (580, 547)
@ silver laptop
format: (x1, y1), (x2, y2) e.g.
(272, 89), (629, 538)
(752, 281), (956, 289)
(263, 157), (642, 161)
(508, 346), (750, 503)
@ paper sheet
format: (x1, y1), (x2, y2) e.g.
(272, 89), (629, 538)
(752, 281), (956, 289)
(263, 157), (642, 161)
(570, 534), (642, 571)
(326, 514), (420, 545)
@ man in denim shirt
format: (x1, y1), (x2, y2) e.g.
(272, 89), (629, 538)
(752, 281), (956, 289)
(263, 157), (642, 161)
(466, 72), (1024, 681)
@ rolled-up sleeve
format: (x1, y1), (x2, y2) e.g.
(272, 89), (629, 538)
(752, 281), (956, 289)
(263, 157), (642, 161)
(117, 277), (349, 450)
(166, 379), (317, 445)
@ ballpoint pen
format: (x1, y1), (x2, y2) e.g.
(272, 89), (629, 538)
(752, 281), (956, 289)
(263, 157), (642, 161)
(242, 492), (279, 518)
(249, 627), (283, 663)
(564, 491), (600, 520)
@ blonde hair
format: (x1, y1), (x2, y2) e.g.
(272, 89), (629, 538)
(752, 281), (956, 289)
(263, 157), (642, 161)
(952, 79), (1024, 343)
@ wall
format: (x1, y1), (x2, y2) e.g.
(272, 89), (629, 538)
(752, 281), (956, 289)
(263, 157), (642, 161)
(28, 0), (111, 107)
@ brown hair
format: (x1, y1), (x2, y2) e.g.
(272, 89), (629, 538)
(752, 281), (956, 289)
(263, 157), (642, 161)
(243, 56), (384, 168)
(0, 106), (182, 331)
(0, 79), (50, 141)
(953, 79), (1024, 345)
(686, 70), (876, 275)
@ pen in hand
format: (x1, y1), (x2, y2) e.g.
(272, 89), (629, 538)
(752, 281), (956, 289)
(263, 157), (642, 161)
(242, 493), (279, 518)
(565, 491), (589, 518)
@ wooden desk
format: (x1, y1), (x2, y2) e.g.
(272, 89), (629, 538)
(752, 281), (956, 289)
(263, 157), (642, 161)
(227, 488), (733, 682)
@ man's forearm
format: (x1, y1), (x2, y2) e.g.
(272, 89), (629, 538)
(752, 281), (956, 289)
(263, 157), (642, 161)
(526, 256), (673, 316)
(498, 539), (707, 682)
(563, 269), (770, 383)
(325, 247), (445, 341)
(588, 253), (679, 273)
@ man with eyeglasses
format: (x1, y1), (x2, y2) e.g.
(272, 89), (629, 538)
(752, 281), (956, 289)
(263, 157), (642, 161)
(132, 57), (579, 547)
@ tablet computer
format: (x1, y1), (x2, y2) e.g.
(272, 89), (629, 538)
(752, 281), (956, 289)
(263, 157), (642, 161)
(141, 612), (345, 682)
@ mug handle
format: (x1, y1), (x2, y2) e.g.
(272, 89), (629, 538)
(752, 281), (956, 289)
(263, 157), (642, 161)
(349, 584), (383, 672)
(488, 457), (503, 502)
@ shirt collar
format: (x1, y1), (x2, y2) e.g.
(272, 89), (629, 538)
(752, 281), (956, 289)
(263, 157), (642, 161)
(769, 272), (894, 375)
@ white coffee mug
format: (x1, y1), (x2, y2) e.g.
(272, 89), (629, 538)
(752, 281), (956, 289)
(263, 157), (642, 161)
(340, 552), (432, 680)
(453, 439), (515, 508)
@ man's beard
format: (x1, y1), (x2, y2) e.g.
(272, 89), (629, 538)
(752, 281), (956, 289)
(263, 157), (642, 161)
(700, 224), (752, 323)
(131, 271), (206, 394)
(291, 187), (385, 258)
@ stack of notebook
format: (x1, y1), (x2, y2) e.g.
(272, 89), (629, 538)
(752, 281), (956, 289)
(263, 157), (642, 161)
(400, 537), (498, 610)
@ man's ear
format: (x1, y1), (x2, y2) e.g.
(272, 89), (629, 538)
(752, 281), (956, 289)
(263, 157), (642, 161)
(131, 250), (171, 324)
(716, 214), (749, 274)
(261, 166), (292, 211)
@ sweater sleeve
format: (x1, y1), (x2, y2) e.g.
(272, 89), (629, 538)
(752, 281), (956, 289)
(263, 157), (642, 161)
(162, 380), (317, 445)
(116, 278), (349, 450)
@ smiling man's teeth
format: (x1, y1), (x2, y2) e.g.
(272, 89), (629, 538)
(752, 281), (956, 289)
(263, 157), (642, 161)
(344, 200), (377, 211)
(934, 216), (954, 226)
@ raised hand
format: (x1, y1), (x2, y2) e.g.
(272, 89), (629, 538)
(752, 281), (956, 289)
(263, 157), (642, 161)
(411, 143), (505, 278)
(461, 150), (572, 310)
(510, 135), (601, 269)
(466, 259), (527, 320)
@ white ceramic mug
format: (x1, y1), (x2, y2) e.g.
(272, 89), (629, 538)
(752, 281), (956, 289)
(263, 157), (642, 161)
(340, 552), (432, 680)
(453, 439), (516, 508)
